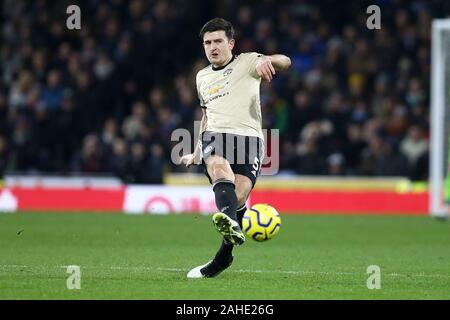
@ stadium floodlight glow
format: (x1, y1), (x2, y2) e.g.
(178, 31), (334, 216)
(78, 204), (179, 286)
(430, 19), (450, 218)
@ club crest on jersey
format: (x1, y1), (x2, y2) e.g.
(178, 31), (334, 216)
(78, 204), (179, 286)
(223, 68), (233, 77)
(204, 144), (214, 154)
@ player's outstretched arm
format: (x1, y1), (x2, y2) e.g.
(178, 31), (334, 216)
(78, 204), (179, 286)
(268, 54), (291, 71)
(180, 108), (207, 167)
(256, 54), (291, 82)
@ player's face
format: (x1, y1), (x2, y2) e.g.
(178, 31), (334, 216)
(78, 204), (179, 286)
(203, 31), (234, 67)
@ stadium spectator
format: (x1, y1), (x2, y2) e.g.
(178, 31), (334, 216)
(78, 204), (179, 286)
(9, 116), (34, 171)
(72, 134), (106, 173)
(400, 124), (429, 178)
(40, 70), (66, 111)
(101, 118), (120, 152)
(1, 0), (442, 181)
(126, 141), (165, 184)
(108, 137), (130, 182)
(0, 135), (8, 177)
(8, 70), (36, 110)
(122, 101), (148, 141)
(54, 93), (80, 173)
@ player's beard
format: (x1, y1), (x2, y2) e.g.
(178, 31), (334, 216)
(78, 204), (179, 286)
(209, 53), (221, 65)
(210, 52), (230, 67)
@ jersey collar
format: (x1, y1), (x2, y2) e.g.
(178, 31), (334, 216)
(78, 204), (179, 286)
(211, 55), (236, 71)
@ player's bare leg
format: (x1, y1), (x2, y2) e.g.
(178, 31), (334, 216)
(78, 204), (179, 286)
(205, 154), (235, 185)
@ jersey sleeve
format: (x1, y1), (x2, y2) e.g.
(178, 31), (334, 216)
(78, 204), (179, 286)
(244, 52), (263, 78)
(196, 73), (206, 108)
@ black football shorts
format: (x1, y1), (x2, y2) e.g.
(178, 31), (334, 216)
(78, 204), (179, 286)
(201, 131), (264, 187)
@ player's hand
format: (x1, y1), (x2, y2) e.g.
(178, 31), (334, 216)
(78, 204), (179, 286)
(256, 56), (276, 82)
(180, 153), (196, 167)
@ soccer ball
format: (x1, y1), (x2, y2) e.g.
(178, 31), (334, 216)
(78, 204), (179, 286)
(242, 204), (281, 242)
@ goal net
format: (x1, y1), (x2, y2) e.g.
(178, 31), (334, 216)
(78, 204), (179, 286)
(430, 19), (450, 217)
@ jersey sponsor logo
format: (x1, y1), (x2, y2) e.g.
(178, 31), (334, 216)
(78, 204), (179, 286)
(204, 91), (230, 105)
(207, 84), (225, 95)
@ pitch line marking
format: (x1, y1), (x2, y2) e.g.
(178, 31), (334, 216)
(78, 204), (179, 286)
(1, 265), (449, 279)
(157, 267), (450, 279)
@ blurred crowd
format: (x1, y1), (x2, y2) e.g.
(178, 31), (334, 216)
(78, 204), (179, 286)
(1, 0), (449, 182)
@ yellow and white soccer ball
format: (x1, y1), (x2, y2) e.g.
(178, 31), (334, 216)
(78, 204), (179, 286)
(242, 204), (281, 242)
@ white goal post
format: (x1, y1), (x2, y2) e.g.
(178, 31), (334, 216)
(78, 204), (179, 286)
(430, 19), (450, 217)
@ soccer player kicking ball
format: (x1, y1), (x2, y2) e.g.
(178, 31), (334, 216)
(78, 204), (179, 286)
(180, 18), (291, 278)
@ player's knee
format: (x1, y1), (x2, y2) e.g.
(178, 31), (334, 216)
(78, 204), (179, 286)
(212, 167), (235, 183)
(237, 196), (248, 208)
(235, 188), (249, 207)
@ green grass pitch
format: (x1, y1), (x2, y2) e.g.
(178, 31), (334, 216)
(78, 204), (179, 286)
(0, 212), (449, 299)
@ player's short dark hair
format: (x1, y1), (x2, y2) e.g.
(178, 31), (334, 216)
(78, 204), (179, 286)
(199, 18), (234, 40)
